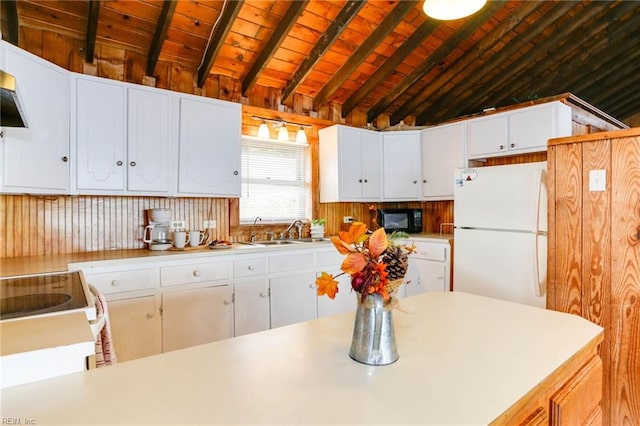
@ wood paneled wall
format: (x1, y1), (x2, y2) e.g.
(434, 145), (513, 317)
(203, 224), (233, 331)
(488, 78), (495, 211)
(0, 195), (229, 258)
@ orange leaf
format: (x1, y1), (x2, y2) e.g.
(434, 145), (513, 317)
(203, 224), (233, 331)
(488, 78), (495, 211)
(368, 228), (388, 258)
(341, 252), (367, 274)
(330, 236), (352, 255)
(338, 222), (368, 244)
(316, 272), (339, 299)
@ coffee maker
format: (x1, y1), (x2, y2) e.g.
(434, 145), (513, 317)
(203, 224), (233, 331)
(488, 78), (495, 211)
(143, 208), (172, 251)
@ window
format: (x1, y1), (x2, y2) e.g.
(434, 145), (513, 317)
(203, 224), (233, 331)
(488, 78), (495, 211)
(240, 137), (311, 223)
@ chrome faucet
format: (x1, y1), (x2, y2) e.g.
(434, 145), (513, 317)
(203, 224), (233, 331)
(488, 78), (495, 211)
(284, 219), (304, 239)
(250, 216), (262, 242)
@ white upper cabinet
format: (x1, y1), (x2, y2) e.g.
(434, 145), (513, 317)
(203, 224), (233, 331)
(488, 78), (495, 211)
(421, 122), (466, 200)
(126, 87), (173, 193)
(177, 96), (241, 197)
(467, 101), (572, 159)
(382, 131), (421, 200)
(1, 41), (70, 194)
(319, 124), (382, 202)
(73, 74), (127, 192)
(73, 75), (174, 195)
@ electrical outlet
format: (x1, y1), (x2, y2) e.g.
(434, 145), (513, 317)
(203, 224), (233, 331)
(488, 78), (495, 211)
(343, 216), (354, 223)
(170, 220), (186, 230)
(204, 220), (217, 228)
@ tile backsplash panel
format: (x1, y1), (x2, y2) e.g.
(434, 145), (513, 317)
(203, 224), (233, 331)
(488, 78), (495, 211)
(0, 195), (230, 258)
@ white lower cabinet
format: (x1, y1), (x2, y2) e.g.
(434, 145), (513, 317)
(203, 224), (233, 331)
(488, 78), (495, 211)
(161, 285), (233, 352)
(270, 272), (317, 328)
(403, 239), (451, 296)
(108, 295), (162, 362)
(316, 248), (355, 318)
(233, 279), (270, 336)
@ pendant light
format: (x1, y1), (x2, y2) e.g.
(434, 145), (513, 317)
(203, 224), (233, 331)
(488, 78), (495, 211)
(423, 0), (487, 20)
(277, 124), (289, 141)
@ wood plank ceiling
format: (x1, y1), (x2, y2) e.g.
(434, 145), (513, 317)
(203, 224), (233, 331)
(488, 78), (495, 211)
(2, 0), (639, 126)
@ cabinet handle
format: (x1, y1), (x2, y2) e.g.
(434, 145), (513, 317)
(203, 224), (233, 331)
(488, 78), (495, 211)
(248, 265), (254, 270)
(358, 179), (363, 183)
(130, 161), (136, 167)
(233, 171), (238, 175)
(510, 143), (515, 148)
(192, 270), (200, 277)
(499, 145), (504, 150)
(145, 313), (154, 319)
(413, 180), (418, 184)
(259, 291), (268, 298)
(116, 160), (123, 166)
(423, 179), (427, 183)
(111, 280), (120, 287)
(309, 283), (315, 289)
(364, 179), (368, 183)
(62, 156), (69, 162)
(223, 299), (232, 305)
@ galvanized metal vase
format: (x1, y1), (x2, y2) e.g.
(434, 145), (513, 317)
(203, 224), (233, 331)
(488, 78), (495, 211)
(349, 292), (399, 365)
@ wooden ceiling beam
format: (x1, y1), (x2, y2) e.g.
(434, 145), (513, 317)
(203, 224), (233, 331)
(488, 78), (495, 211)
(85, 0), (100, 63)
(381, 0), (506, 125)
(415, 1), (577, 125)
(197, 0), (245, 88)
(280, 0), (365, 104)
(390, 1), (545, 125)
(442, 2), (607, 121)
(489, 2), (638, 112)
(1, 0), (19, 46)
(517, 8), (640, 107)
(312, 0), (419, 110)
(584, 52), (640, 107)
(146, 0), (177, 77)
(341, 18), (440, 118)
(242, 0), (308, 97)
(603, 82), (640, 120)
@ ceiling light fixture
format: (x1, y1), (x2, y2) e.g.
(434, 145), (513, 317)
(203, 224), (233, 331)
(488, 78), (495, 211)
(422, 0), (487, 20)
(251, 115), (312, 143)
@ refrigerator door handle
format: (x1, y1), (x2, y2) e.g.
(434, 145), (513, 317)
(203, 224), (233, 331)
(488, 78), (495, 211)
(533, 168), (546, 232)
(533, 233), (545, 297)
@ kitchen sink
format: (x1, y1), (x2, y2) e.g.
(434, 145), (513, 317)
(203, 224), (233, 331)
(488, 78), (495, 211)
(245, 238), (330, 247)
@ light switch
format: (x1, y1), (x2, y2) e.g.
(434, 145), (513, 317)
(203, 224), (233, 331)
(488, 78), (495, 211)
(589, 169), (606, 192)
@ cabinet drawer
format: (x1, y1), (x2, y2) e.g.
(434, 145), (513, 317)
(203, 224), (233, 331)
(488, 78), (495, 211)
(269, 252), (314, 273)
(85, 268), (156, 295)
(550, 355), (603, 425)
(161, 261), (229, 287)
(233, 256), (267, 278)
(410, 242), (447, 261)
(316, 249), (344, 269)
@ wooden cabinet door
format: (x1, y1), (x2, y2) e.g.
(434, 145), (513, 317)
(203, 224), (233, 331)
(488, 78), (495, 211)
(177, 97), (241, 196)
(233, 279), (270, 336)
(1, 41), (70, 194)
(421, 123), (466, 199)
(382, 132), (421, 200)
(126, 87), (172, 193)
(74, 75), (126, 191)
(162, 285), (233, 352)
(108, 295), (162, 362)
(270, 272), (317, 328)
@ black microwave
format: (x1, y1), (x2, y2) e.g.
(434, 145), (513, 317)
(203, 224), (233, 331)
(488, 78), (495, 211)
(376, 209), (422, 233)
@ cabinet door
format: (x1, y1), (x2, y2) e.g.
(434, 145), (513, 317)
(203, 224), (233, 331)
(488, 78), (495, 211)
(1, 42), (70, 193)
(234, 279), (270, 336)
(162, 285), (233, 352)
(467, 114), (509, 158)
(359, 129), (382, 199)
(270, 272), (317, 328)
(127, 87), (172, 193)
(338, 126), (365, 199)
(108, 295), (162, 362)
(316, 269), (355, 318)
(178, 97), (241, 196)
(421, 124), (466, 199)
(75, 76), (126, 191)
(509, 103), (571, 152)
(406, 258), (448, 296)
(382, 132), (421, 200)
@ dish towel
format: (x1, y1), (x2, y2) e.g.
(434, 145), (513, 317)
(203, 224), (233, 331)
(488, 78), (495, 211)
(89, 285), (117, 367)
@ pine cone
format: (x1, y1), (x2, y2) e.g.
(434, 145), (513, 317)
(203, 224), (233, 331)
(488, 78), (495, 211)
(382, 246), (408, 280)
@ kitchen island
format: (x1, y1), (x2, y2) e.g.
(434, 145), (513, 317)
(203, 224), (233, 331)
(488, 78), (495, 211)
(1, 292), (602, 425)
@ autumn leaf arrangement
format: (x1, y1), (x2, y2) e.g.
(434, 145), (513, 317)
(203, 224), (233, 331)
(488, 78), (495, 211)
(316, 222), (415, 303)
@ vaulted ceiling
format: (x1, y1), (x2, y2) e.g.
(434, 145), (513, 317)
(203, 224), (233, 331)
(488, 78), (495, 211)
(2, 0), (639, 126)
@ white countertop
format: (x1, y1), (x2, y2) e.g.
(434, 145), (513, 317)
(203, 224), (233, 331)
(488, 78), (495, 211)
(1, 292), (601, 425)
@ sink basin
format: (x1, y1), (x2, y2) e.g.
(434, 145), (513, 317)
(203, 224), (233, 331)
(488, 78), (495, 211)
(245, 238), (330, 247)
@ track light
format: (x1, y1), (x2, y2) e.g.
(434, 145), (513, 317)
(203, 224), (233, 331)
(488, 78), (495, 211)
(251, 115), (312, 143)
(257, 121), (270, 139)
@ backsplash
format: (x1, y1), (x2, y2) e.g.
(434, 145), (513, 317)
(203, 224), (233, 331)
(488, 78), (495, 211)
(0, 195), (230, 258)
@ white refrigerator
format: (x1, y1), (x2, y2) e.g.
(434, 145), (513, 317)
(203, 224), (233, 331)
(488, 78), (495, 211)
(453, 162), (547, 308)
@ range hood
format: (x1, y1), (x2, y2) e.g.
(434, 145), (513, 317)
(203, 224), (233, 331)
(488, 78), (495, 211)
(1, 70), (28, 127)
